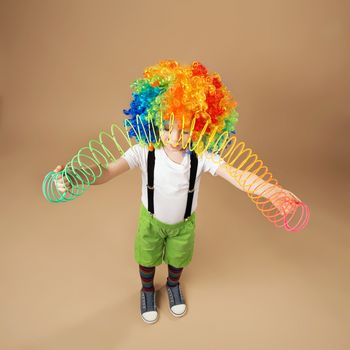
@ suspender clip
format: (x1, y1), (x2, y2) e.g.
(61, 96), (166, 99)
(188, 188), (194, 193)
(147, 184), (154, 190)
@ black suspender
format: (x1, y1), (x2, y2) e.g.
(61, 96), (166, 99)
(146, 149), (198, 221)
(147, 149), (155, 215)
(184, 151), (198, 219)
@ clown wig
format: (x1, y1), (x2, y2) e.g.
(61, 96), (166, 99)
(122, 60), (239, 154)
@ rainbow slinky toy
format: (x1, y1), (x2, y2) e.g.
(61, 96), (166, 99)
(42, 60), (310, 232)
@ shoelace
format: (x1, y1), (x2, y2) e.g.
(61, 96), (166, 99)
(167, 284), (185, 306)
(141, 291), (156, 312)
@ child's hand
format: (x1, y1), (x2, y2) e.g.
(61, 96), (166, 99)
(270, 189), (301, 216)
(53, 165), (72, 194)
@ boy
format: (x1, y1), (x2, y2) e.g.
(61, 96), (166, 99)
(52, 60), (301, 324)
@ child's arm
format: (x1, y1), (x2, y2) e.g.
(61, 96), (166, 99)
(216, 163), (274, 195)
(90, 157), (131, 185)
(216, 163), (300, 214)
(54, 157), (130, 192)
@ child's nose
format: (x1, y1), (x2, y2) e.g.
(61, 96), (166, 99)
(170, 130), (180, 143)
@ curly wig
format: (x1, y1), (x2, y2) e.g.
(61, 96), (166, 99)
(122, 60), (239, 153)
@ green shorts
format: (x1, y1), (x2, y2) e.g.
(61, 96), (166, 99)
(134, 203), (196, 268)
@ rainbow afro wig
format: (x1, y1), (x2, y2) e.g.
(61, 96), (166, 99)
(123, 60), (239, 153)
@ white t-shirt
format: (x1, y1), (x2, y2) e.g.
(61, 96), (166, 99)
(121, 144), (225, 224)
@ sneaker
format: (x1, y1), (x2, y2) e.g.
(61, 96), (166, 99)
(140, 289), (159, 324)
(166, 283), (187, 317)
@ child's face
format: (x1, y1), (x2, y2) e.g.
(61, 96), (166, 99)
(159, 121), (190, 152)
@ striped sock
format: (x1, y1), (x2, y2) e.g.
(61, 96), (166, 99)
(166, 264), (183, 287)
(139, 265), (156, 292)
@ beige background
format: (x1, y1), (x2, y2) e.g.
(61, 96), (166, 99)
(1, 0), (349, 349)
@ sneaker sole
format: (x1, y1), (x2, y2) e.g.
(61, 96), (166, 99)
(141, 313), (159, 324)
(168, 304), (187, 318)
